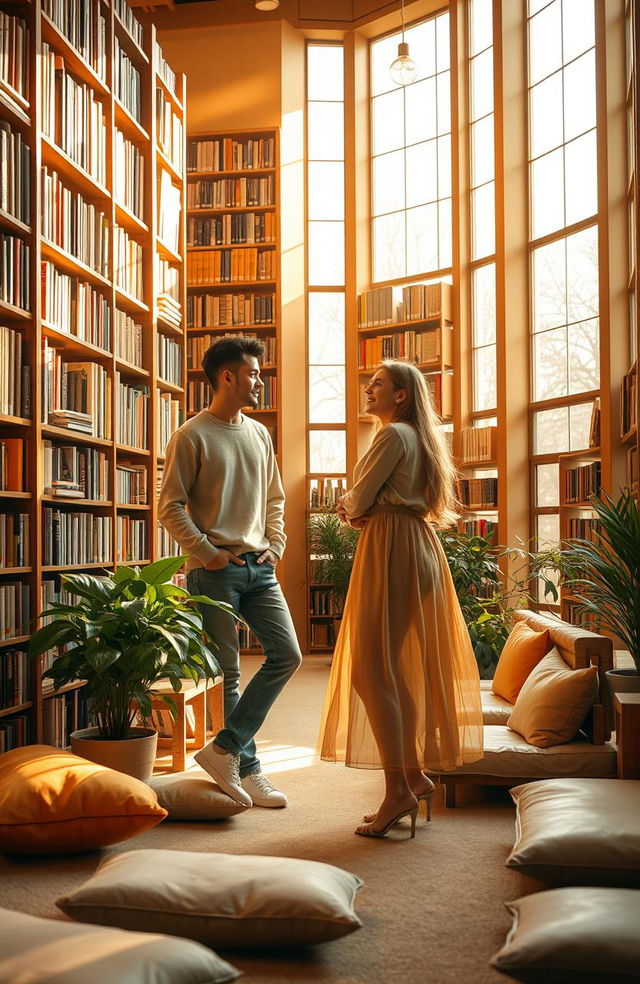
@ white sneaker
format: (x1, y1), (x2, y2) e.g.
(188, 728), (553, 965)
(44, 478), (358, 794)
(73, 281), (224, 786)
(241, 771), (288, 808)
(194, 744), (253, 807)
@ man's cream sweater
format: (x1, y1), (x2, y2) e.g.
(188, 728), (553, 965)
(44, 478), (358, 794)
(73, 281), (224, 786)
(158, 409), (286, 572)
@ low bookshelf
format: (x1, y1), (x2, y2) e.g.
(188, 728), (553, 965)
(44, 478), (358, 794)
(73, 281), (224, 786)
(558, 445), (601, 627)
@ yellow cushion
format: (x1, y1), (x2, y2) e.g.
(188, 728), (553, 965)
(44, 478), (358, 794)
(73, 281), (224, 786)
(0, 745), (167, 855)
(507, 649), (599, 748)
(492, 622), (551, 704)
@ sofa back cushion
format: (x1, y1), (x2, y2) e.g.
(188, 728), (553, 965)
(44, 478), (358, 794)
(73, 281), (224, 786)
(492, 622), (551, 704)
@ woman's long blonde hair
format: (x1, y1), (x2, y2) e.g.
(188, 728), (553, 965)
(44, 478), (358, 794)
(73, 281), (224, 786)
(379, 359), (459, 527)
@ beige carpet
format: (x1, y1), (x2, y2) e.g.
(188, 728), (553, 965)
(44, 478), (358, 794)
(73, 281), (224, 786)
(0, 658), (541, 984)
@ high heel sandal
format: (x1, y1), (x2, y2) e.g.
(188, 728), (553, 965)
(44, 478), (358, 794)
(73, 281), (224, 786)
(355, 805), (419, 839)
(362, 786), (435, 825)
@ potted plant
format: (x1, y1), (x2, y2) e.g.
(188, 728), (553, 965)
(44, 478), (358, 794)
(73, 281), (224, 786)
(307, 512), (360, 645)
(563, 488), (640, 697)
(28, 556), (228, 780)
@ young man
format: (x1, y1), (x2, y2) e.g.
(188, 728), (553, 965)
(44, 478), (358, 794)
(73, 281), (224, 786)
(158, 336), (302, 808)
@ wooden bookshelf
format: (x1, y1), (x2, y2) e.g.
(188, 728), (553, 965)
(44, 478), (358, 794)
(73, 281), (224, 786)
(456, 425), (500, 543)
(558, 446), (602, 625)
(0, 1), (187, 752)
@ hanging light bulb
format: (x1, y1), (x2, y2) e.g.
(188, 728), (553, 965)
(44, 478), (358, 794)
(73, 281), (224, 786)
(389, 0), (417, 86)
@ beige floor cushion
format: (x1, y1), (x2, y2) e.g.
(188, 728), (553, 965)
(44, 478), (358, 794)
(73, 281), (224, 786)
(0, 906), (239, 984)
(435, 726), (617, 779)
(481, 689), (512, 725)
(147, 773), (248, 820)
(491, 887), (640, 982)
(507, 778), (640, 886)
(57, 848), (364, 948)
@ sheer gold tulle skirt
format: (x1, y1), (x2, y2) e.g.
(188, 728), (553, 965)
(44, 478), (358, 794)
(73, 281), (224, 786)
(318, 506), (484, 772)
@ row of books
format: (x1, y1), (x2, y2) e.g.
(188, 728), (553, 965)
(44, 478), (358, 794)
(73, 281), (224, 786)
(116, 515), (147, 562)
(41, 167), (109, 277)
(456, 478), (498, 509)
(156, 255), (181, 329)
(42, 0), (107, 82)
(187, 248), (275, 285)
(187, 332), (276, 369)
(0, 438), (24, 492)
(358, 282), (446, 328)
(42, 261), (112, 351)
(114, 38), (141, 123)
(0, 582), (29, 639)
(158, 393), (182, 455)
(154, 40), (176, 94)
(41, 44), (107, 186)
(460, 425), (497, 463)
(0, 11), (29, 100)
(426, 373), (453, 419)
(114, 129), (145, 221)
(0, 325), (30, 418)
(0, 714), (29, 752)
(461, 519), (498, 540)
(156, 89), (184, 176)
(156, 521), (180, 558)
(357, 330), (445, 369)
(187, 177), (274, 210)
(116, 375), (148, 449)
(158, 333), (182, 386)
(0, 233), (29, 310)
(115, 0), (144, 49)
(114, 225), (143, 301)
(621, 368), (637, 438)
(0, 122), (30, 225)
(115, 310), (143, 367)
(0, 648), (29, 710)
(187, 292), (274, 328)
(187, 380), (276, 413)
(158, 169), (182, 255)
(309, 622), (337, 649)
(309, 477), (346, 509)
(42, 342), (112, 439)
(42, 690), (93, 747)
(629, 447), (638, 493)
(187, 137), (276, 173)
(187, 213), (275, 248)
(0, 512), (29, 568)
(238, 625), (261, 650)
(117, 463), (147, 505)
(43, 441), (109, 500)
(563, 461), (601, 504)
(310, 587), (341, 617)
(567, 517), (600, 543)
(43, 508), (111, 565)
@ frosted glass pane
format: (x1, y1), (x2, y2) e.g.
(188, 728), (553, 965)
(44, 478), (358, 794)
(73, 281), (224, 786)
(406, 141), (438, 207)
(373, 150), (405, 215)
(405, 19), (436, 80)
(529, 1), (562, 86)
(569, 402), (593, 450)
(536, 462), (559, 507)
(530, 72), (563, 158)
(372, 88), (405, 155)
(307, 45), (344, 101)
(371, 34), (401, 97)
(438, 198), (452, 270)
(307, 103), (344, 160)
(568, 318), (599, 393)
(405, 78), (437, 145)
(470, 0), (493, 56)
(309, 430), (346, 473)
(534, 406), (569, 454)
(472, 114), (494, 187)
(406, 203), (438, 276)
(438, 135), (452, 197)
(473, 263), (496, 346)
(307, 162), (344, 221)
(566, 225), (599, 323)
(531, 147), (564, 239)
(533, 326), (568, 400)
(374, 211), (405, 282)
(309, 366), (346, 423)
(472, 182), (495, 260)
(533, 237), (567, 331)
(436, 71), (451, 135)
(537, 513), (560, 550)
(562, 0), (595, 64)
(473, 345), (497, 411)
(308, 292), (345, 364)
(563, 51), (596, 142)
(436, 13), (450, 72)
(308, 222), (345, 286)
(564, 130), (598, 227)
(471, 49), (493, 120)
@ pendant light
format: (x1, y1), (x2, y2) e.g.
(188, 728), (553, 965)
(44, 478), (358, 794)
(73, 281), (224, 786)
(389, 0), (417, 86)
(255, 0), (279, 9)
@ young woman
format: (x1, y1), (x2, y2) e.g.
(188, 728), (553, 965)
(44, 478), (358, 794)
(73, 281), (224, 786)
(318, 359), (484, 838)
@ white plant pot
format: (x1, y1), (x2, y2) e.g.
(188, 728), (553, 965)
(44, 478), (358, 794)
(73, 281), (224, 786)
(70, 727), (158, 781)
(606, 668), (640, 704)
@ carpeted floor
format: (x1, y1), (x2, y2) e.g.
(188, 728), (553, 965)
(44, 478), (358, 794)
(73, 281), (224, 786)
(1, 658), (543, 984)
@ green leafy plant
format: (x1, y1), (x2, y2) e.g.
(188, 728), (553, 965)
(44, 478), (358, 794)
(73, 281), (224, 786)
(28, 556), (230, 740)
(306, 512), (360, 613)
(562, 488), (640, 673)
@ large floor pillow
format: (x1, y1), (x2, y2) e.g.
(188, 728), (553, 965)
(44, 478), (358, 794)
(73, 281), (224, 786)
(57, 847), (364, 947)
(147, 773), (248, 820)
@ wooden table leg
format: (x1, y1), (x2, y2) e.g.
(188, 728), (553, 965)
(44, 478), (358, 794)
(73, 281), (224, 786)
(206, 678), (224, 736)
(172, 694), (186, 773)
(193, 689), (206, 749)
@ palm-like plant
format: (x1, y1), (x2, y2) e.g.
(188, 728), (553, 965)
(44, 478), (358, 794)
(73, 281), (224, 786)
(563, 488), (640, 673)
(307, 512), (360, 613)
(28, 556), (230, 739)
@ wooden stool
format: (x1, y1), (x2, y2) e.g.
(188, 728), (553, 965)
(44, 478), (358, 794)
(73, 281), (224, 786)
(141, 675), (224, 773)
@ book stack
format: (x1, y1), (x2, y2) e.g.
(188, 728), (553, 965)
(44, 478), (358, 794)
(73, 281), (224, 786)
(156, 90), (183, 175)
(41, 168), (109, 276)
(0, 325), (29, 417)
(115, 310), (143, 367)
(42, 343), (112, 438)
(357, 282), (445, 328)
(0, 11), (29, 100)
(238, 624), (261, 650)
(158, 392), (182, 454)
(187, 176), (274, 210)
(426, 373), (453, 419)
(589, 397), (601, 448)
(0, 581), (29, 638)
(187, 136), (275, 172)
(43, 508), (111, 565)
(187, 332), (276, 368)
(0, 123), (30, 224)
(114, 130), (145, 220)
(0, 714), (29, 752)
(187, 248), (274, 285)
(157, 522), (180, 558)
(309, 623), (336, 649)
(114, 225), (143, 301)
(309, 477), (345, 508)
(460, 425), (498, 463)
(187, 292), (274, 328)
(158, 169), (181, 254)
(621, 372), (637, 438)
(43, 441), (109, 500)
(116, 463), (147, 505)
(310, 586), (340, 616)
(41, 262), (112, 350)
(401, 283), (443, 321)
(157, 333), (182, 385)
(0, 234), (29, 310)
(358, 330), (443, 369)
(0, 438), (24, 491)
(187, 212), (275, 247)
(461, 518), (497, 540)
(154, 40), (176, 94)
(568, 517), (600, 543)
(114, 38), (141, 122)
(42, 0), (107, 81)
(0, 512), (29, 567)
(563, 461), (601, 504)
(114, 0), (144, 48)
(456, 477), (498, 509)
(156, 255), (181, 330)
(116, 374), (149, 449)
(117, 514), (147, 562)
(0, 649), (30, 709)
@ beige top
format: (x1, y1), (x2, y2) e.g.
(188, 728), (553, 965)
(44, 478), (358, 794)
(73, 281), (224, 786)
(342, 422), (428, 519)
(157, 409), (286, 572)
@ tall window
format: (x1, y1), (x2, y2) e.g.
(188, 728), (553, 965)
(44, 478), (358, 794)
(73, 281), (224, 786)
(625, 0), (636, 366)
(370, 12), (452, 283)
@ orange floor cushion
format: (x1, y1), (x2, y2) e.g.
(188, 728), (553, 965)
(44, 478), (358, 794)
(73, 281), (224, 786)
(0, 745), (167, 855)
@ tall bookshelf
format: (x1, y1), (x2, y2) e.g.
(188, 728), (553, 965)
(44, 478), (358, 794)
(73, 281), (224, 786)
(185, 127), (281, 654)
(456, 425), (499, 543)
(0, 1), (187, 751)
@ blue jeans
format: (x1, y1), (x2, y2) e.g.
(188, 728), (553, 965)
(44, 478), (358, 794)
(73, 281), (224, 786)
(187, 554), (302, 777)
